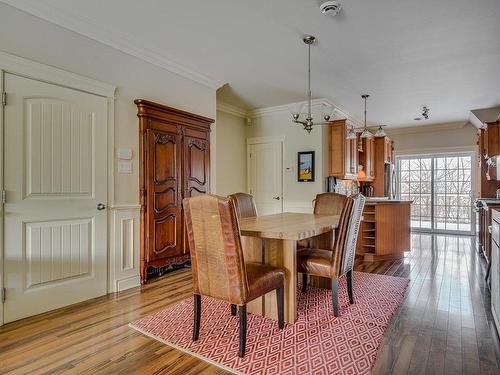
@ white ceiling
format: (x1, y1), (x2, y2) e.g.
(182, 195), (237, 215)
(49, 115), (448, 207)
(5, 0), (500, 127)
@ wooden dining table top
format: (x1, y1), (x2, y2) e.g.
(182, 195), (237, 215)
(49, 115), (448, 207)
(238, 212), (340, 240)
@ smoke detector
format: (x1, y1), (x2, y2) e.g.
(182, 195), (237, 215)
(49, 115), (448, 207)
(320, 1), (342, 16)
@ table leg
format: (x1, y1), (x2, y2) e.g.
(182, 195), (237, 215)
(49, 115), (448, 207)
(263, 238), (297, 324)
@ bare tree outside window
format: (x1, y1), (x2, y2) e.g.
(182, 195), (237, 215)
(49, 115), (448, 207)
(398, 153), (474, 234)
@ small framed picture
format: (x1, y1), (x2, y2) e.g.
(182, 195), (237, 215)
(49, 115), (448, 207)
(298, 151), (315, 182)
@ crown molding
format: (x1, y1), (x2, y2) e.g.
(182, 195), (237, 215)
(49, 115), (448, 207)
(248, 98), (362, 128)
(386, 121), (470, 135)
(216, 102), (248, 118)
(1, 0), (225, 90)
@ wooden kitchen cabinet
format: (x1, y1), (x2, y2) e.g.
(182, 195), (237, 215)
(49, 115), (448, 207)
(478, 121), (500, 195)
(329, 119), (357, 179)
(356, 201), (412, 261)
(358, 136), (375, 181)
(384, 137), (394, 164)
(372, 136), (394, 196)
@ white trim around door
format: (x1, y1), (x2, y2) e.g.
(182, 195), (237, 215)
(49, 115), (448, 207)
(0, 51), (116, 325)
(247, 136), (285, 215)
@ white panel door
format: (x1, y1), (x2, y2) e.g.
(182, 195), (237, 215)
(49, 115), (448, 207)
(3, 73), (108, 323)
(248, 140), (283, 215)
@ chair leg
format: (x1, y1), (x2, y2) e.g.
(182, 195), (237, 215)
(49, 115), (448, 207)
(231, 304), (237, 316)
(331, 278), (339, 317)
(277, 285), (284, 329)
(239, 305), (247, 357)
(347, 270), (354, 304)
(193, 294), (201, 341)
(302, 273), (308, 293)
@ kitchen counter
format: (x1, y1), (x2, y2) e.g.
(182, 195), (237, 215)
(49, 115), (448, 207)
(356, 199), (411, 262)
(365, 198), (413, 205)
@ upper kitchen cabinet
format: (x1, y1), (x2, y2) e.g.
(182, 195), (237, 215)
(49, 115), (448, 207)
(329, 119), (357, 180)
(372, 136), (394, 197)
(480, 120), (500, 160)
(384, 137), (395, 164)
(358, 136), (375, 182)
(478, 120), (500, 196)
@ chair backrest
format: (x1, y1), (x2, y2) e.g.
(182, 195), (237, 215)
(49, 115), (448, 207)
(183, 194), (249, 304)
(331, 193), (366, 277)
(228, 192), (258, 219)
(313, 193), (346, 216)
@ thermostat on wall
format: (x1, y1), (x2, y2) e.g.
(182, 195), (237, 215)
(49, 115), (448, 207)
(117, 148), (133, 160)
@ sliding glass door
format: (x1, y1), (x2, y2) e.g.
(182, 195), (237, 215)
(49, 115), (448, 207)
(397, 152), (475, 234)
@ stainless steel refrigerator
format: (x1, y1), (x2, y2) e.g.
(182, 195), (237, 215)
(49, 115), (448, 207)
(384, 163), (398, 199)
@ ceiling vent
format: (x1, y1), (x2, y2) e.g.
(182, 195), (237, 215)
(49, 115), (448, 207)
(320, 1), (342, 17)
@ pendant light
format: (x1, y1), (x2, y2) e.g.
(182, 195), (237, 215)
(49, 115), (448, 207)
(360, 94), (373, 138)
(291, 36), (333, 133)
(346, 126), (357, 139)
(375, 125), (387, 137)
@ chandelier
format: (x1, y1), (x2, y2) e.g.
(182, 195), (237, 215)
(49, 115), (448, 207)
(291, 36), (333, 133)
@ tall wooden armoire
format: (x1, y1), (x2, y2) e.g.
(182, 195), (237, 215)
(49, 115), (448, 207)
(135, 99), (213, 283)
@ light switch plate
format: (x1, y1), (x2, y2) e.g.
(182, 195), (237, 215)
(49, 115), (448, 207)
(117, 148), (133, 160)
(118, 160), (132, 174)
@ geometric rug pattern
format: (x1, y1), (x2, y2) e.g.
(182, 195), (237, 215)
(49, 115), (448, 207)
(130, 272), (409, 375)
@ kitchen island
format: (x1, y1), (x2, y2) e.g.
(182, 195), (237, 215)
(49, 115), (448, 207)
(356, 199), (412, 262)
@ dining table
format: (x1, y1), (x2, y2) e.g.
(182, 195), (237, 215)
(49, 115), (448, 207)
(239, 212), (340, 324)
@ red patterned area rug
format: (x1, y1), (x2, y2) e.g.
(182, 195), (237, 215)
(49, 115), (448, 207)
(130, 272), (408, 375)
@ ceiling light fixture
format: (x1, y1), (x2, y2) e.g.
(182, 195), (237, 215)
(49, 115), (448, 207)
(375, 125), (387, 137)
(291, 36), (334, 133)
(414, 105), (430, 121)
(359, 94), (373, 138)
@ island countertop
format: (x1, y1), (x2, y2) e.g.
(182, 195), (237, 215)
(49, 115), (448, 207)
(364, 198), (413, 205)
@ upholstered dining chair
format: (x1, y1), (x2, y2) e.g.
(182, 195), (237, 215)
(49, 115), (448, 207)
(299, 192), (347, 249)
(313, 192), (346, 216)
(183, 194), (285, 357)
(298, 193), (365, 317)
(228, 192), (257, 219)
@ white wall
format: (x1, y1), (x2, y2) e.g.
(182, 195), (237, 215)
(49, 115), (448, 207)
(248, 109), (327, 213)
(215, 110), (247, 196)
(0, 3), (216, 292)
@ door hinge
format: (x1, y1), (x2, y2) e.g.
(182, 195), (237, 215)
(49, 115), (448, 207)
(1, 91), (6, 106)
(1, 190), (5, 204)
(1, 288), (5, 303)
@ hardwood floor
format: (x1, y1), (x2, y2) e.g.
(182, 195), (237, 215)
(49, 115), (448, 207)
(1, 233), (499, 374)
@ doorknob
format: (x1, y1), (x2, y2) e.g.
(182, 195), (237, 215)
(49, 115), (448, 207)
(97, 203), (107, 211)
(273, 196), (280, 200)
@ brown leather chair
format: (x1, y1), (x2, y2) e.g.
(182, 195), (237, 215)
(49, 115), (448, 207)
(299, 192), (347, 249)
(313, 192), (346, 216)
(228, 192), (257, 219)
(298, 193), (365, 317)
(183, 194), (285, 357)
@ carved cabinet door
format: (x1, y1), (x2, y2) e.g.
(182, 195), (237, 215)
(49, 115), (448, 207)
(183, 136), (210, 198)
(146, 128), (183, 261)
(182, 135), (210, 254)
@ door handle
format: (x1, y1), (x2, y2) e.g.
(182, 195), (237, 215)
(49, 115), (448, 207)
(273, 196), (280, 200)
(97, 203), (107, 211)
